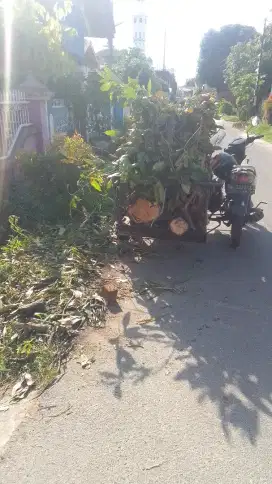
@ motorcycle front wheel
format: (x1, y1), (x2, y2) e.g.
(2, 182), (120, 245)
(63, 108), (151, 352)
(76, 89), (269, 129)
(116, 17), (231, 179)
(230, 215), (243, 248)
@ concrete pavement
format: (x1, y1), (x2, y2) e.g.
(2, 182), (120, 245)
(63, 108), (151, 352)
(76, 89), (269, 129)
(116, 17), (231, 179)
(1, 124), (272, 483)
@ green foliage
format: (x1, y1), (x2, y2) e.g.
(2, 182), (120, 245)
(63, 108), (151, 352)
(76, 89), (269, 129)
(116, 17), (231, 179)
(98, 47), (166, 94)
(8, 135), (113, 225)
(3, 216), (31, 256)
(85, 71), (111, 114)
(100, 68), (141, 105)
(230, 71), (257, 120)
(104, 130), (118, 137)
(0, 202), (119, 384)
(197, 24), (257, 91)
(225, 39), (259, 85)
(0, 0), (75, 86)
(51, 72), (87, 133)
(0, 216), (111, 384)
(218, 99), (234, 116)
(61, 132), (95, 166)
(50, 70), (111, 137)
(259, 24), (272, 101)
(111, 48), (153, 84)
(8, 151), (78, 225)
(101, 73), (217, 213)
(224, 39), (261, 120)
(60, 134), (113, 212)
(224, 40), (260, 119)
(155, 70), (177, 99)
(224, 27), (272, 118)
(249, 123), (272, 144)
(222, 115), (239, 122)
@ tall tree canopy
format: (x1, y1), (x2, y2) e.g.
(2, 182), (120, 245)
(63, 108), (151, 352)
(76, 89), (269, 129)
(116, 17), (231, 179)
(197, 24), (257, 91)
(0, 0), (75, 87)
(224, 39), (259, 118)
(97, 47), (168, 93)
(260, 24), (272, 99)
(97, 48), (153, 84)
(224, 25), (272, 117)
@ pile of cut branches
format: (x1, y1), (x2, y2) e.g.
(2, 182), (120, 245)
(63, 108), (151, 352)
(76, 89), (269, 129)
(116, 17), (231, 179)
(102, 72), (217, 235)
(0, 216), (116, 391)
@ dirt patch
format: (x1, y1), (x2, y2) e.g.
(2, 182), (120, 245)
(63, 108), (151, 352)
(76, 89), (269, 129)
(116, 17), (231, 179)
(100, 262), (133, 300)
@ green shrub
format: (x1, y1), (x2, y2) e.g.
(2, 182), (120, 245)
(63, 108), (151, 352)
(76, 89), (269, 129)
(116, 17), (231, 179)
(218, 99), (234, 116)
(9, 151), (79, 225)
(8, 135), (114, 226)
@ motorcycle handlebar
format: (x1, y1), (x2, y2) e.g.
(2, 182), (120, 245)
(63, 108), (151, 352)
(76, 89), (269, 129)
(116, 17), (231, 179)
(246, 134), (264, 145)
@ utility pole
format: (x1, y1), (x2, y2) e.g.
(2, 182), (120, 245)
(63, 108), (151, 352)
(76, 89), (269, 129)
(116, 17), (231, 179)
(254, 9), (272, 113)
(254, 17), (267, 113)
(163, 29), (166, 70)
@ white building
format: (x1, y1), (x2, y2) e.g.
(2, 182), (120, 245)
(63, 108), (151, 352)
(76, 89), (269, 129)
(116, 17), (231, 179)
(133, 0), (147, 52)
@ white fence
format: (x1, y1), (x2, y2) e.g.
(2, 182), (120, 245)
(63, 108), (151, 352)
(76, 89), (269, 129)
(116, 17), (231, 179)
(0, 90), (30, 157)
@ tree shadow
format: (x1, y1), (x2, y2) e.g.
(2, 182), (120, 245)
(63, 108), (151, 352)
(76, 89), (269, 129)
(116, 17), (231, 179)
(101, 223), (272, 444)
(100, 312), (151, 399)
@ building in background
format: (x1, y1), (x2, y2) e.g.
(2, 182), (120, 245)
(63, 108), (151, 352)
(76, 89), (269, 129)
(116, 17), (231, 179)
(133, 0), (147, 52)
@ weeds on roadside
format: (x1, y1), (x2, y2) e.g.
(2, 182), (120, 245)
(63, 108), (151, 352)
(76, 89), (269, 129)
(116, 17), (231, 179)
(0, 216), (114, 388)
(0, 134), (118, 390)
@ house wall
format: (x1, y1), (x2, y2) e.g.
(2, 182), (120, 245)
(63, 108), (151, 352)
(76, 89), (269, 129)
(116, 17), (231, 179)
(0, 87), (51, 160)
(48, 99), (70, 140)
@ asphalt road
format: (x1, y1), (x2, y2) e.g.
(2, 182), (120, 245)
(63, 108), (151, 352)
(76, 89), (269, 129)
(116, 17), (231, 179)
(1, 123), (272, 483)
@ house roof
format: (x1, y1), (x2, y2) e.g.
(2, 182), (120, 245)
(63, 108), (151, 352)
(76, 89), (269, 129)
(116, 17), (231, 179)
(40, 0), (115, 39)
(83, 0), (115, 39)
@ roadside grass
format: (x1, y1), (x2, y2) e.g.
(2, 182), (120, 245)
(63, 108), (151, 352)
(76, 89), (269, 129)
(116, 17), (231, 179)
(222, 117), (272, 140)
(221, 115), (239, 122)
(248, 123), (272, 144)
(0, 216), (115, 391)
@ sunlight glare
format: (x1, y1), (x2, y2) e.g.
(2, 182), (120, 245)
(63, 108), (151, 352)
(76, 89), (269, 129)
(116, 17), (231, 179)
(3, 0), (13, 154)
(0, 0), (13, 207)
(3, 0), (13, 94)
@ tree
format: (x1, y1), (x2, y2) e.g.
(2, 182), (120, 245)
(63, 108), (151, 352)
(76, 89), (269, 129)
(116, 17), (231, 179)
(97, 47), (169, 94)
(225, 40), (259, 84)
(112, 48), (153, 83)
(185, 78), (196, 87)
(0, 0), (75, 87)
(51, 70), (111, 138)
(98, 47), (154, 85)
(224, 39), (259, 119)
(259, 24), (272, 100)
(225, 26), (272, 117)
(197, 24), (257, 91)
(155, 70), (177, 99)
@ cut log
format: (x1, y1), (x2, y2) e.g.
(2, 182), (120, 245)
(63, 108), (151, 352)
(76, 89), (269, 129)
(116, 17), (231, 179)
(127, 199), (160, 223)
(169, 218), (189, 236)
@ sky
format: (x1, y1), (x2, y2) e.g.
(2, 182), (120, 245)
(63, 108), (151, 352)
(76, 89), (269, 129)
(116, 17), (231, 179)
(92, 0), (272, 85)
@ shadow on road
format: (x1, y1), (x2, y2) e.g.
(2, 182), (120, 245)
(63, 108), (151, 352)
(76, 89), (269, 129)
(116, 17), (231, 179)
(101, 223), (272, 444)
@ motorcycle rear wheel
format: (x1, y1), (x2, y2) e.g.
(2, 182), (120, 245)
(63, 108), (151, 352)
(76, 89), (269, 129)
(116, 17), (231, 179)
(230, 216), (243, 248)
